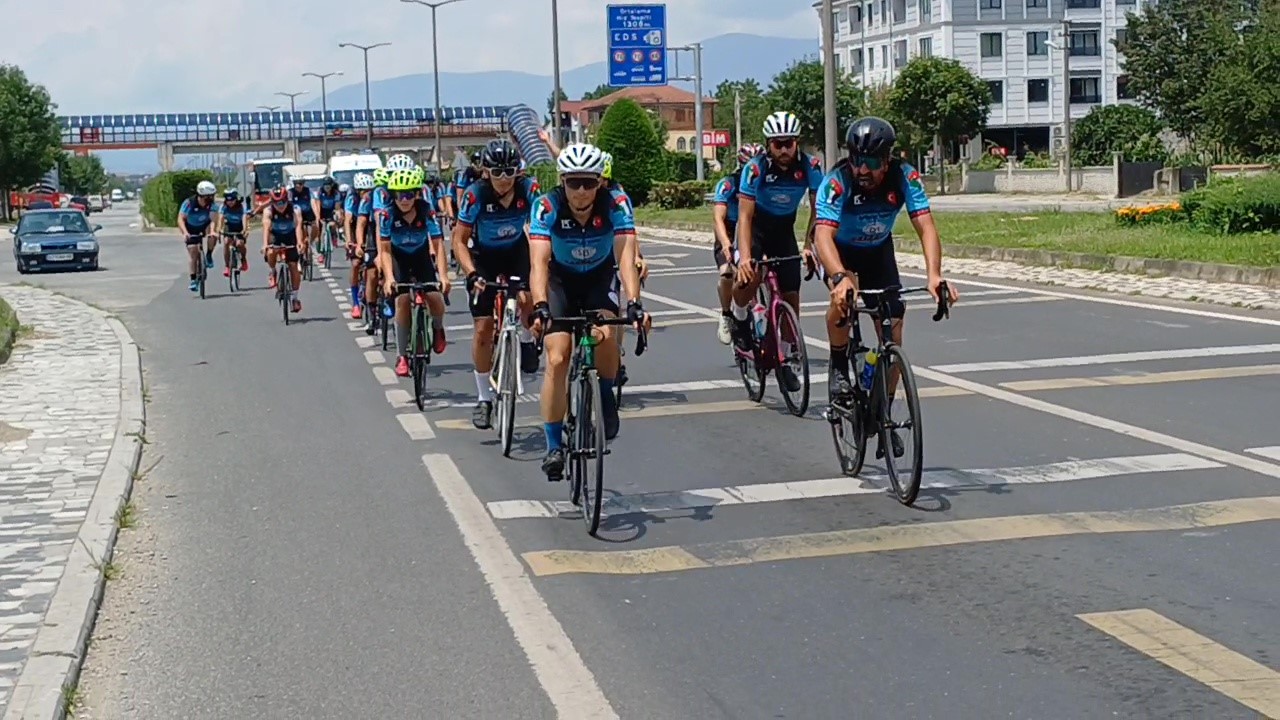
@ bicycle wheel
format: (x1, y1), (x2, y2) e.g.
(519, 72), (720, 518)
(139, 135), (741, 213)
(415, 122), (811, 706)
(412, 309), (429, 410)
(877, 345), (924, 505)
(828, 398), (869, 477)
(774, 301), (810, 417)
(280, 269), (291, 325)
(580, 368), (606, 536)
(322, 226), (332, 269)
(566, 355), (584, 507)
(380, 303), (390, 351)
(497, 329), (519, 457)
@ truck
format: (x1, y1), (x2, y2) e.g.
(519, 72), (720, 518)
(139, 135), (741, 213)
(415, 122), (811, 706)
(327, 151), (383, 190)
(283, 163), (332, 192)
(247, 157), (296, 206)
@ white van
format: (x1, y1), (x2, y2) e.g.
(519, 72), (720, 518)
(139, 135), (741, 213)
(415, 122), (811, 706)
(327, 151), (383, 190)
(110, 189), (125, 202)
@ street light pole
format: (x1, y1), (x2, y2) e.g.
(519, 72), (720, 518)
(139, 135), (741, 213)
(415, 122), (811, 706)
(257, 104), (281, 140)
(275, 91), (308, 140)
(303, 71), (343, 161)
(821, 0), (839, 169)
(401, 0), (467, 167)
(1061, 19), (1073, 193)
(551, 0), (563, 143)
(672, 44), (706, 182)
(339, 42), (392, 148)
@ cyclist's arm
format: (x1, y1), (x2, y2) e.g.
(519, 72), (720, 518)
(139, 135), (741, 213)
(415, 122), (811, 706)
(804, 190), (818, 248)
(813, 173), (846, 277)
(712, 203), (732, 255)
(310, 198), (321, 219)
(735, 197), (755, 259)
(616, 233), (641, 303)
(356, 215), (368, 249)
(213, 209), (224, 235)
(431, 227), (448, 281)
(293, 208), (305, 246)
(177, 212), (190, 237)
(376, 212), (395, 279)
(451, 222), (476, 277)
(261, 214), (271, 251)
(528, 199), (553, 306)
(911, 212), (942, 279)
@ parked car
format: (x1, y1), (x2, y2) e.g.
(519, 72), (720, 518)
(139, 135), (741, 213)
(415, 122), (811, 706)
(10, 209), (101, 273)
(88, 195), (106, 212)
(68, 195), (90, 213)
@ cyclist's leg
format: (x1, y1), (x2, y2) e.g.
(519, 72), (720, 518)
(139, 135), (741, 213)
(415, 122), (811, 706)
(467, 250), (499, 425)
(417, 249), (448, 353)
(509, 243), (539, 372)
(728, 225), (766, 349)
(762, 216), (803, 312)
(236, 235), (248, 270)
(364, 242), (381, 318)
(204, 232), (218, 268)
(586, 265), (624, 438)
(825, 243), (863, 398)
(539, 273), (576, 478)
(222, 234), (233, 273)
(391, 248), (417, 374)
(184, 235), (202, 289)
(284, 241), (302, 310)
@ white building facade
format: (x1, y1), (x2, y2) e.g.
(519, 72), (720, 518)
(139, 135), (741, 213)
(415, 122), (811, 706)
(823, 0), (1150, 158)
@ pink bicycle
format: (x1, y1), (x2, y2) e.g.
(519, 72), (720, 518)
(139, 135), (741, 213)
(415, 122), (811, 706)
(732, 254), (810, 416)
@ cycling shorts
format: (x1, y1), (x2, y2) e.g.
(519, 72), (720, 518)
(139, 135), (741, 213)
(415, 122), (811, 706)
(320, 207), (336, 222)
(734, 213), (801, 293)
(184, 230), (210, 246)
(817, 240), (904, 319)
(269, 232), (299, 263)
(391, 246), (437, 286)
(467, 244), (531, 319)
(546, 261), (619, 335)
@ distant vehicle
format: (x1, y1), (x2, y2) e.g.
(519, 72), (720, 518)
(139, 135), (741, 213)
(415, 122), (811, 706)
(26, 200), (55, 210)
(126, 191), (136, 199)
(248, 157), (296, 205)
(327, 151), (382, 191)
(88, 195), (106, 212)
(110, 189), (124, 202)
(284, 163), (332, 192)
(68, 196), (90, 213)
(10, 208), (102, 273)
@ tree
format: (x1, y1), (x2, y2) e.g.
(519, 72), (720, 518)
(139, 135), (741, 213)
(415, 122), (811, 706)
(594, 98), (665, 204)
(887, 57), (991, 156)
(545, 88), (568, 114)
(763, 60), (862, 151)
(1071, 105), (1168, 166)
(1196, 0), (1280, 157)
(581, 84), (614, 101)
(0, 64), (62, 195)
(713, 78), (768, 146)
(58, 152), (109, 194)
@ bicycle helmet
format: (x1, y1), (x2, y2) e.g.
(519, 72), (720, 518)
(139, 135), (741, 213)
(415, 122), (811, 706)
(480, 139), (520, 169)
(338, 183), (350, 194)
(387, 166), (425, 192)
(353, 172), (374, 190)
(269, 188), (289, 203)
(762, 111), (802, 139)
(372, 168), (389, 186)
(601, 152), (614, 180)
(223, 188), (240, 201)
(196, 180), (217, 196)
(470, 150), (483, 165)
(385, 153), (415, 171)
(737, 144), (763, 165)
(845, 116), (897, 157)
(556, 143), (606, 176)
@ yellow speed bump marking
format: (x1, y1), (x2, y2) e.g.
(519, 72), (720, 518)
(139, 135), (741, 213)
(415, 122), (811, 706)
(1078, 608), (1280, 718)
(521, 495), (1280, 577)
(1002, 363), (1280, 392)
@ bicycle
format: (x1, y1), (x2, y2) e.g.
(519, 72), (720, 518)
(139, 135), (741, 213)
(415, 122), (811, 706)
(224, 232), (245, 293)
(301, 222), (315, 282)
(477, 275), (527, 457)
(270, 244), (294, 325)
(611, 258), (646, 408)
(732, 255), (810, 417)
(824, 282), (951, 506)
(540, 311), (648, 536)
(318, 220), (336, 270)
(188, 234), (208, 299)
(395, 281), (443, 410)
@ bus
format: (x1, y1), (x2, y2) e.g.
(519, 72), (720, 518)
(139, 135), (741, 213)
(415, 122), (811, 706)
(327, 151), (383, 191)
(247, 157), (295, 205)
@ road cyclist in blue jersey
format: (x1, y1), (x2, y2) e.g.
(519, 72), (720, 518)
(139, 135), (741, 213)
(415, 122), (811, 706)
(287, 176), (318, 267)
(527, 143), (651, 481)
(731, 111), (825, 394)
(261, 187), (305, 314)
(344, 172), (374, 320)
(177, 181), (218, 292)
(214, 188), (249, 279)
(452, 139), (542, 429)
(358, 167), (395, 331)
(316, 176), (342, 253)
(711, 143), (764, 344)
(813, 116), (960, 453)
(377, 165), (451, 378)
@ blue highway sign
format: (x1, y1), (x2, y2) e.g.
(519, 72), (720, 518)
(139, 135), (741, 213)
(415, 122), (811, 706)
(607, 4), (667, 87)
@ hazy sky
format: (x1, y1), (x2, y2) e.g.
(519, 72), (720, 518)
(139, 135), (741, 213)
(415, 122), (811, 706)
(3, 0), (815, 115)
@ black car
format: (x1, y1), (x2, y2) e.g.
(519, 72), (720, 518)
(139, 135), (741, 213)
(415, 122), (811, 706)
(10, 209), (102, 273)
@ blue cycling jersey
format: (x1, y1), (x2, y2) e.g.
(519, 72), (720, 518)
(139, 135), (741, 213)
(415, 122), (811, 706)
(179, 196), (214, 232)
(738, 152), (824, 218)
(289, 186), (313, 213)
(457, 177), (537, 249)
(371, 186), (391, 214)
(529, 187), (635, 273)
(217, 201), (246, 233)
(712, 173), (742, 223)
(815, 161), (931, 248)
(266, 205), (297, 237)
(345, 192), (364, 217)
(376, 198), (442, 254)
(317, 189), (340, 212)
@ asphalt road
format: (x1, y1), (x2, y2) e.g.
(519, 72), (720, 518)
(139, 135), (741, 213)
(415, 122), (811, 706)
(30, 207), (1278, 719)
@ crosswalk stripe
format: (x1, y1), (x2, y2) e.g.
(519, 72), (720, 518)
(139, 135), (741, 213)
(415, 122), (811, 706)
(934, 343), (1280, 373)
(1001, 364), (1280, 391)
(1246, 446), (1280, 461)
(486, 453), (1223, 520)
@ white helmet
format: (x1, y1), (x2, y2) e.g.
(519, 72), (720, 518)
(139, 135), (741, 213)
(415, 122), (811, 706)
(353, 173), (374, 190)
(762, 111), (802, 139)
(196, 180), (216, 197)
(556, 143), (606, 175)
(338, 183), (351, 194)
(386, 153), (415, 171)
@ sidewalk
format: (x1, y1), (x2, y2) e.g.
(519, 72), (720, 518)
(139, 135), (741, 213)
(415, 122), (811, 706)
(639, 227), (1280, 311)
(0, 285), (144, 719)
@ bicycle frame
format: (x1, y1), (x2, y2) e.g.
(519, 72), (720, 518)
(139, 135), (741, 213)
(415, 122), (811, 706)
(483, 276), (527, 397)
(733, 255), (801, 371)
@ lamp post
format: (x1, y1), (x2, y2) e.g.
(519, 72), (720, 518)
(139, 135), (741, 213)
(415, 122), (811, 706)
(1047, 21), (1073, 192)
(820, 0), (839, 169)
(551, 0), (563, 144)
(400, 0), (468, 165)
(257, 104), (281, 140)
(339, 41), (392, 147)
(275, 91), (307, 140)
(303, 71), (343, 161)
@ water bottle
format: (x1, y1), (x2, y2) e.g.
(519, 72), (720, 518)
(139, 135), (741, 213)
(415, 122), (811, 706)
(859, 349), (878, 390)
(751, 303), (768, 339)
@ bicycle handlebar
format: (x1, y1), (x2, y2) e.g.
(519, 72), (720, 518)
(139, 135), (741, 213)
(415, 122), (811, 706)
(836, 281), (951, 326)
(394, 282), (443, 294)
(533, 311), (648, 358)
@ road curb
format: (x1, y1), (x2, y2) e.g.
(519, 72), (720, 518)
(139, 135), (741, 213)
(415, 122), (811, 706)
(2, 316), (145, 720)
(634, 221), (1279, 288)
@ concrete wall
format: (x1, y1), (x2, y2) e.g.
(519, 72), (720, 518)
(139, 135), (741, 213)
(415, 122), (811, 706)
(960, 163), (1116, 195)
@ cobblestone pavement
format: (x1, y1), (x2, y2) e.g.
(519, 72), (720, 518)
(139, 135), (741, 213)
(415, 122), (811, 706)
(640, 227), (1280, 310)
(0, 285), (123, 714)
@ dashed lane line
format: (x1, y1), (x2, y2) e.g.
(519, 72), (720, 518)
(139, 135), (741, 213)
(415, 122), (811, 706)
(935, 343), (1280, 373)
(397, 413), (436, 440)
(1001, 364), (1280, 392)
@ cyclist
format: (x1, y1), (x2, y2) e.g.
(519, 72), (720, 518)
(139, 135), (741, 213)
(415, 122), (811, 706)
(813, 117), (959, 454)
(359, 167), (394, 332)
(316, 177), (342, 260)
(289, 177), (317, 265)
(178, 181), (218, 292)
(732, 111), (824, 393)
(452, 139), (541, 429)
(527, 143), (649, 480)
(711, 143), (764, 344)
(377, 165), (451, 378)
(454, 150), (483, 208)
(215, 188), (249, 278)
(262, 187), (305, 314)
(344, 172), (374, 318)
(599, 150), (646, 387)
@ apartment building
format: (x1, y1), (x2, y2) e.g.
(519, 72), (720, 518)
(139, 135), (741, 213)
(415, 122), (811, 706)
(823, 0), (1149, 157)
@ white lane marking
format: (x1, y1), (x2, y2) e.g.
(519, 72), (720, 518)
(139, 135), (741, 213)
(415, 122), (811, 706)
(934, 343), (1280, 373)
(640, 289), (1280, 480)
(356, 335), (376, 348)
(348, 321), (364, 332)
(338, 301), (353, 311)
(797, 289), (1021, 307)
(372, 366), (397, 385)
(397, 413), (435, 440)
(422, 454), (618, 718)
(1246, 446), (1280, 462)
(487, 453), (1223, 519)
(639, 235), (1280, 328)
(386, 389), (414, 408)
(363, 350), (384, 364)
(647, 267), (716, 277)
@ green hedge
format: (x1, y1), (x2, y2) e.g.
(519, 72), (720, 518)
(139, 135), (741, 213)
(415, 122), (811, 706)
(526, 163), (559, 196)
(0, 297), (18, 366)
(650, 181), (714, 209)
(141, 170), (216, 227)
(1181, 173), (1280, 234)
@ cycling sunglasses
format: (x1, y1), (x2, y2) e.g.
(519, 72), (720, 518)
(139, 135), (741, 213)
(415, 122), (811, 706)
(769, 138), (797, 150)
(488, 167), (517, 178)
(851, 154), (889, 171)
(563, 177), (599, 191)
(394, 190), (419, 201)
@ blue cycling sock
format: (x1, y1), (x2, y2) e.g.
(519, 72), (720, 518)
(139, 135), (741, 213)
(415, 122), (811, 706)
(350, 285), (360, 304)
(544, 422), (564, 451)
(599, 378), (616, 416)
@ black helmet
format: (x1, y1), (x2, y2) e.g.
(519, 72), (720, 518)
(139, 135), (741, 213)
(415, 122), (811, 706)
(481, 139), (520, 169)
(845, 116), (897, 157)
(470, 149), (483, 164)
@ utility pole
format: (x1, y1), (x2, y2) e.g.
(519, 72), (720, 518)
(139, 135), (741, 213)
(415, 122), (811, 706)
(339, 42), (391, 147)
(551, 0), (564, 145)
(275, 91), (307, 139)
(672, 43), (707, 181)
(821, 0), (839, 169)
(1061, 19), (1073, 193)
(303, 71), (343, 161)
(733, 88), (742, 151)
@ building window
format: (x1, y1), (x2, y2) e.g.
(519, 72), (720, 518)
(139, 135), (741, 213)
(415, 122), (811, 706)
(868, 47), (875, 69)
(1066, 0), (1100, 7)
(882, 45), (889, 67)
(1069, 30), (1100, 56)
(894, 39), (907, 67)
(851, 4), (863, 31)
(980, 33), (1003, 58)
(919, 36), (933, 57)
(835, 51), (844, 71)
(1026, 0), (1046, 6)
(892, 0), (906, 22)
(921, 0), (932, 22)
(1114, 28), (1128, 50)
(980, 0), (1001, 8)
(1117, 75), (1133, 99)
(867, 2), (874, 25)
(852, 48), (864, 71)
(880, 0), (887, 22)
(1069, 76), (1102, 104)
(677, 137), (687, 151)
(987, 80), (1004, 104)
(834, 9), (844, 37)
(1027, 31), (1048, 56)
(1027, 78), (1050, 103)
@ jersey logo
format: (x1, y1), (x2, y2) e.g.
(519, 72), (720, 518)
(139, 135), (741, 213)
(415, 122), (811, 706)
(570, 245), (599, 261)
(591, 216), (603, 228)
(532, 196), (553, 225)
(744, 162), (761, 185)
(612, 192), (632, 216)
(887, 191), (899, 205)
(793, 170), (803, 180)
(559, 219), (575, 229)
(485, 204), (495, 212)
(809, 155), (822, 170)
(907, 168), (923, 192)
(517, 199), (527, 209)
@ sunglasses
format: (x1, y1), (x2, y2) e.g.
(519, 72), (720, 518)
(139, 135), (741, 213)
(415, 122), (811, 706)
(851, 154), (888, 171)
(564, 177), (599, 191)
(488, 167), (517, 178)
(769, 138), (797, 150)
(394, 190), (419, 201)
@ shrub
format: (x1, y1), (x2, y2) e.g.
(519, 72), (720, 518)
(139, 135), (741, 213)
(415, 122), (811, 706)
(1073, 105), (1168, 166)
(526, 163), (559, 196)
(1180, 173), (1280, 234)
(661, 150), (709, 183)
(650, 181), (714, 209)
(595, 98), (665, 205)
(141, 169), (215, 227)
(1114, 201), (1185, 226)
